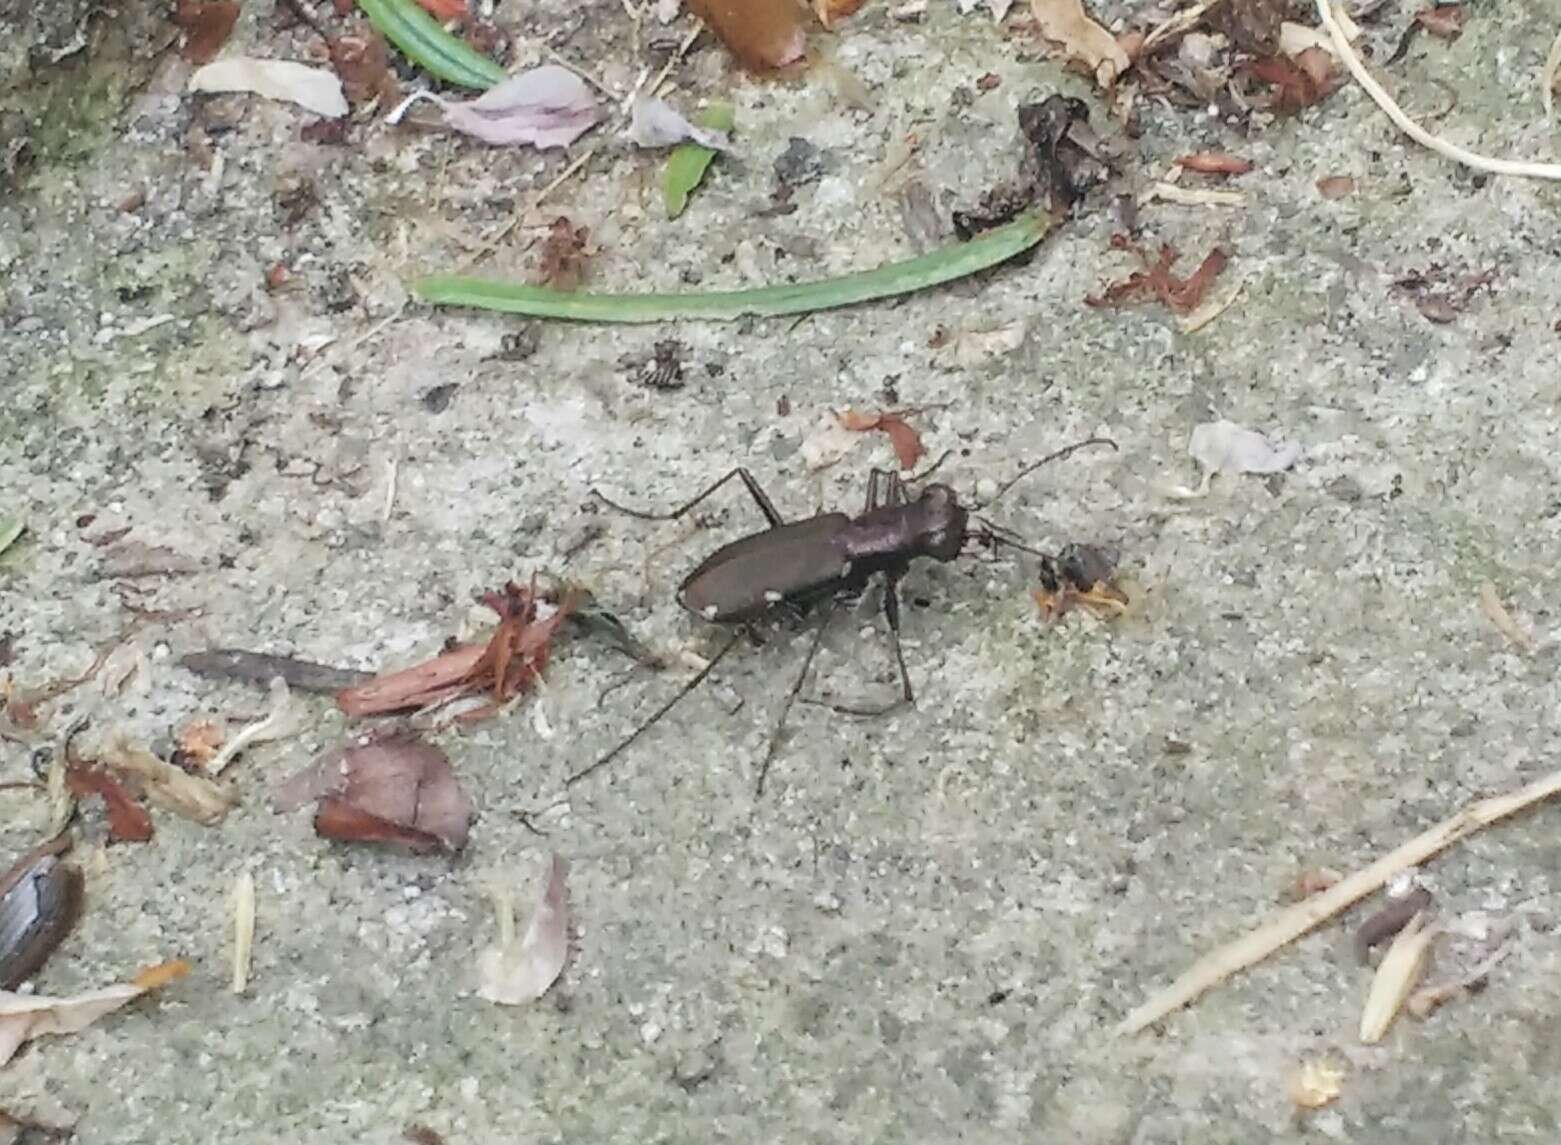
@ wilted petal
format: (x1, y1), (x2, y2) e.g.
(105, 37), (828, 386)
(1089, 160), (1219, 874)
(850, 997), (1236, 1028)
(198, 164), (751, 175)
(476, 855), (569, 1005)
(391, 65), (602, 149)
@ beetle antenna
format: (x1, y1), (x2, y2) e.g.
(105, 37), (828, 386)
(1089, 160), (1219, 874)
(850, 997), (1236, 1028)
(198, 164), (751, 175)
(972, 436), (1118, 512)
(900, 449), (954, 486)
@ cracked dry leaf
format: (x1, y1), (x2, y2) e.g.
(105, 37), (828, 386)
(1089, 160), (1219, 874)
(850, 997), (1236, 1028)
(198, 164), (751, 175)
(0, 960), (189, 1066)
(1029, 0), (1130, 88)
(388, 66), (602, 148)
(477, 855), (569, 1005)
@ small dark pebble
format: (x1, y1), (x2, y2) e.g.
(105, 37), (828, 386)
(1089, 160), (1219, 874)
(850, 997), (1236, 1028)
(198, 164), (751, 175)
(1355, 886), (1433, 963)
(421, 383), (459, 414)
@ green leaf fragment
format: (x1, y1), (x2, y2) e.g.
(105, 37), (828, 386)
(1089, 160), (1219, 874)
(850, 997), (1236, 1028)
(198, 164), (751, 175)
(415, 212), (1054, 324)
(663, 104), (736, 220)
(354, 0), (506, 90)
(0, 518), (24, 558)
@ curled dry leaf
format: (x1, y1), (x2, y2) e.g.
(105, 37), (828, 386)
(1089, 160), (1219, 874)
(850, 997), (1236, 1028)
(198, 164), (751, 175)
(835, 409), (926, 471)
(1030, 0), (1131, 88)
(337, 579), (573, 719)
(387, 66), (602, 148)
(172, 0), (240, 65)
(96, 733), (236, 825)
(0, 960), (190, 1066)
(625, 97), (731, 151)
(64, 763), (155, 843)
(1086, 235), (1229, 316)
(687, 0), (807, 72)
(280, 733), (473, 854)
(188, 58), (350, 119)
(477, 854), (569, 1005)
(0, 836), (82, 990)
(1360, 911), (1435, 1043)
(1176, 152), (1253, 176)
(1413, 4), (1464, 40)
(230, 871), (255, 996)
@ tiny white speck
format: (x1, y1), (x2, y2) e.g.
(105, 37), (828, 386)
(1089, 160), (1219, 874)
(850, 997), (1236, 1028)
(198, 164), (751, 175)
(701, 604), (718, 620)
(764, 590), (782, 603)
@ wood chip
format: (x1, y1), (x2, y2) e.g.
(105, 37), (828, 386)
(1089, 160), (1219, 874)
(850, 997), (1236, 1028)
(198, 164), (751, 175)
(1359, 911), (1434, 1042)
(231, 871), (255, 995)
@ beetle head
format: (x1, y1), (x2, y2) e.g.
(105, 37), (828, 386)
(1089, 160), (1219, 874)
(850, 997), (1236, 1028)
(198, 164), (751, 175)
(916, 484), (969, 561)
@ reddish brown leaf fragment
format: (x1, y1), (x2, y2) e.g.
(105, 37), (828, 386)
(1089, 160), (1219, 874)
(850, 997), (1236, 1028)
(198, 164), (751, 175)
(1413, 4), (1464, 40)
(404, 1127), (447, 1145)
(1176, 152), (1253, 176)
(173, 0), (240, 65)
(976, 72), (1003, 92)
(535, 218), (590, 292)
(1315, 174), (1356, 199)
(415, 0), (469, 20)
(329, 26), (399, 108)
(688, 0), (807, 73)
(835, 410), (926, 471)
(1085, 235), (1229, 316)
(65, 763), (156, 843)
(308, 735), (473, 854)
(1246, 54), (1335, 114)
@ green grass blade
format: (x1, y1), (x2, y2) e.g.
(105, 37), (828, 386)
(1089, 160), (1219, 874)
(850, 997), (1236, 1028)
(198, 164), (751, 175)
(415, 212), (1054, 323)
(0, 518), (24, 558)
(664, 104), (736, 219)
(355, 0), (506, 90)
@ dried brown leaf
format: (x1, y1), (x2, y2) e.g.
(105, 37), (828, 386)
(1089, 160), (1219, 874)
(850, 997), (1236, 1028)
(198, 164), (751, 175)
(337, 579), (573, 719)
(836, 409), (926, 470)
(329, 26), (399, 108)
(536, 217), (590, 290)
(1246, 53), (1336, 114)
(1176, 152), (1253, 176)
(1413, 4), (1464, 41)
(173, 0), (240, 65)
(688, 0), (807, 72)
(1085, 234), (1229, 315)
(306, 734), (473, 854)
(1029, 0), (1131, 88)
(65, 763), (155, 843)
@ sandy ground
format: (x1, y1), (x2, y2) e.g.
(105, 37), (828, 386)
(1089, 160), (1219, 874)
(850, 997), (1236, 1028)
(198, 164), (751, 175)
(3, 0), (1561, 1141)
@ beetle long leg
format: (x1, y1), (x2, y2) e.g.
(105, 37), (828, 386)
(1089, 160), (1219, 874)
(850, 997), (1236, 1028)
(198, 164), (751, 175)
(566, 629), (744, 787)
(591, 467), (786, 528)
(755, 603), (839, 796)
(801, 574), (915, 718)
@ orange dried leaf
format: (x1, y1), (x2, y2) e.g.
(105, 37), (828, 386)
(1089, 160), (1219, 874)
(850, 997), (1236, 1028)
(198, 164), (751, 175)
(814, 0), (868, 30)
(175, 719), (226, 767)
(688, 0), (807, 72)
(329, 26), (399, 108)
(173, 0), (240, 65)
(415, 0), (469, 20)
(1176, 152), (1253, 176)
(65, 763), (156, 844)
(1085, 235), (1229, 315)
(131, 959), (192, 990)
(834, 409), (925, 471)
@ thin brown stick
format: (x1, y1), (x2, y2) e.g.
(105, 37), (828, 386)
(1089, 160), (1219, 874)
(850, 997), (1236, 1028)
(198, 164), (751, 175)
(1116, 765), (1561, 1035)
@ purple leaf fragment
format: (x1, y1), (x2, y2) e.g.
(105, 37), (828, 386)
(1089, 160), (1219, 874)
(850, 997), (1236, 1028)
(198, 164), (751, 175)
(387, 65), (602, 149)
(624, 97), (731, 150)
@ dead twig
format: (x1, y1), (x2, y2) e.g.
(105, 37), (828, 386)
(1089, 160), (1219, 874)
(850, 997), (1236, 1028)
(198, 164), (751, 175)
(1117, 764), (1561, 1035)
